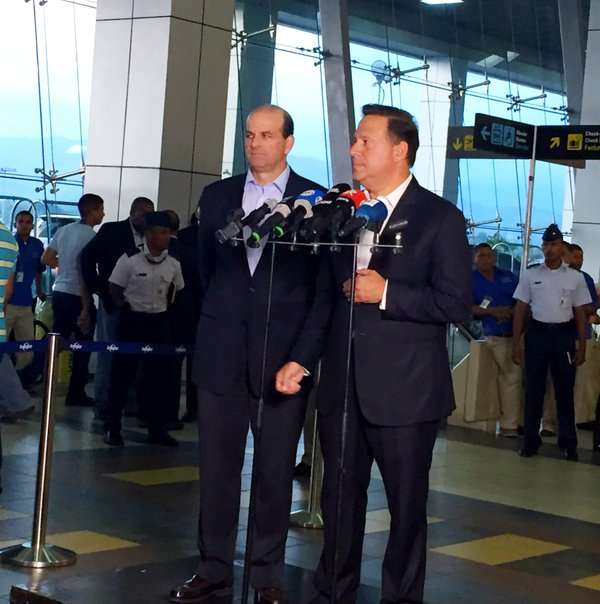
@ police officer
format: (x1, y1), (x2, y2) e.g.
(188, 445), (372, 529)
(104, 211), (184, 447)
(512, 224), (591, 461)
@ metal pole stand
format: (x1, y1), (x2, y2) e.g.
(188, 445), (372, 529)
(0, 334), (77, 569)
(290, 410), (324, 529)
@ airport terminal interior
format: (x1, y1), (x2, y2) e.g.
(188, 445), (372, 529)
(2, 0), (600, 602)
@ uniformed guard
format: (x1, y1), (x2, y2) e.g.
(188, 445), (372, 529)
(512, 224), (591, 461)
(103, 211), (184, 447)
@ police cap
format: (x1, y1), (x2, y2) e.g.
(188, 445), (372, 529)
(542, 223), (563, 242)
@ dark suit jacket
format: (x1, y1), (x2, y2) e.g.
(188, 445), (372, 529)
(192, 169), (327, 396)
(317, 177), (472, 426)
(169, 227), (202, 344)
(80, 219), (136, 312)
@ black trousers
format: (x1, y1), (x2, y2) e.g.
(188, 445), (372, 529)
(105, 310), (170, 434)
(314, 380), (439, 604)
(52, 291), (96, 404)
(195, 385), (307, 589)
(524, 321), (577, 452)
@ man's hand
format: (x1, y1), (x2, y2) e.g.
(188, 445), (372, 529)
(275, 361), (307, 396)
(38, 291), (47, 303)
(77, 309), (91, 335)
(490, 306), (513, 322)
(512, 345), (523, 366)
(343, 269), (386, 304)
(575, 346), (586, 367)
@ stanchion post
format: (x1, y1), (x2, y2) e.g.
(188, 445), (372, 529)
(0, 333), (77, 569)
(290, 409), (324, 529)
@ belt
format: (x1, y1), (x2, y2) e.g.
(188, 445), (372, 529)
(530, 319), (574, 330)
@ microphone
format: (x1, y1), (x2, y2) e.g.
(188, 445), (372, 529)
(241, 198), (279, 232)
(328, 189), (368, 237)
(337, 199), (388, 239)
(274, 189), (325, 238)
(300, 183), (352, 241)
(215, 207), (245, 244)
(246, 197), (295, 248)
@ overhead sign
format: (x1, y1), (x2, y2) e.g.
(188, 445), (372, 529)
(447, 127), (517, 160)
(473, 113), (534, 158)
(536, 126), (600, 160)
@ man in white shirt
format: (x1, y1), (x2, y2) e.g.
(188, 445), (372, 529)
(512, 224), (591, 461)
(104, 211), (184, 447)
(42, 193), (104, 407)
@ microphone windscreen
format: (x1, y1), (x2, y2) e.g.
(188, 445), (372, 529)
(338, 189), (368, 208)
(355, 199), (388, 223)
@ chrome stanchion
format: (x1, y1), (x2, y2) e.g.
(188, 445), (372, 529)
(0, 333), (77, 568)
(290, 410), (324, 529)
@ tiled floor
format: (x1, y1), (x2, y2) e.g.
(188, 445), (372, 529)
(1, 388), (600, 603)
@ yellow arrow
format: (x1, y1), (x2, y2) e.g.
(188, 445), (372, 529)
(452, 138), (463, 151)
(550, 137), (560, 149)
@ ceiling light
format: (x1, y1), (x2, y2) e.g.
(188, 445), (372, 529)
(421, 1), (464, 5)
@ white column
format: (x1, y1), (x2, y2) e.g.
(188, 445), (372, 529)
(85, 0), (234, 223)
(570, 0), (600, 279)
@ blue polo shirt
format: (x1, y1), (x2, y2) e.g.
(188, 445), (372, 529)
(11, 234), (45, 307)
(581, 270), (598, 339)
(472, 267), (519, 337)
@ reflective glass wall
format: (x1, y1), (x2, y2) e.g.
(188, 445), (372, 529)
(0, 0), (95, 232)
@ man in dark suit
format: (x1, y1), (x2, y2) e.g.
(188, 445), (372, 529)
(170, 104), (327, 604)
(80, 197), (154, 418)
(277, 105), (471, 603)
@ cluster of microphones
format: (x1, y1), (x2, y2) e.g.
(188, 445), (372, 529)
(215, 183), (394, 248)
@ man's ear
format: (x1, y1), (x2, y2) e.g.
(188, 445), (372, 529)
(393, 140), (409, 164)
(284, 134), (295, 156)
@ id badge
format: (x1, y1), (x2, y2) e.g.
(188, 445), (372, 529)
(480, 296), (493, 309)
(16, 272), (24, 283)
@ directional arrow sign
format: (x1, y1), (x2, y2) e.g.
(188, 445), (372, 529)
(474, 113), (534, 158)
(550, 137), (560, 149)
(452, 138), (463, 151)
(537, 125), (600, 160)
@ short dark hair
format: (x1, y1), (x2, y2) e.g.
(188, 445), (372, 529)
(15, 210), (34, 223)
(362, 104), (420, 166)
(249, 104), (294, 138)
(474, 242), (493, 252)
(163, 209), (180, 233)
(77, 193), (104, 217)
(570, 243), (583, 253)
(130, 196), (154, 215)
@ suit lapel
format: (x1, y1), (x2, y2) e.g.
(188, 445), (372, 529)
(369, 177), (421, 272)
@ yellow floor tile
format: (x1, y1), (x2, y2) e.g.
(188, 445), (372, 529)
(0, 531), (138, 555)
(106, 466), (199, 486)
(571, 574), (600, 591)
(46, 531), (139, 555)
(431, 533), (570, 565)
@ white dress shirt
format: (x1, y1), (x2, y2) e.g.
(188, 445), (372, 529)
(355, 174), (412, 310)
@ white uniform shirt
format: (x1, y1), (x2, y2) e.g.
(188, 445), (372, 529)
(109, 248), (184, 314)
(513, 262), (591, 323)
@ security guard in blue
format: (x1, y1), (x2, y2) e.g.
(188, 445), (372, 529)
(512, 224), (591, 461)
(104, 211), (184, 447)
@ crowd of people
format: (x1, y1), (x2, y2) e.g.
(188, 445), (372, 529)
(0, 101), (598, 603)
(472, 233), (600, 457)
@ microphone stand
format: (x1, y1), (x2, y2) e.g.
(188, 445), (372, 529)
(330, 235), (359, 604)
(241, 240), (277, 604)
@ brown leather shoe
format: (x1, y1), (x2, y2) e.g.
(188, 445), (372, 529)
(169, 574), (232, 603)
(255, 587), (287, 604)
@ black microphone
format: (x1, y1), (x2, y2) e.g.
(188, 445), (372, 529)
(338, 199), (388, 238)
(247, 197), (295, 248)
(241, 198), (279, 233)
(328, 189), (368, 238)
(300, 183), (352, 241)
(274, 189), (325, 238)
(215, 207), (245, 244)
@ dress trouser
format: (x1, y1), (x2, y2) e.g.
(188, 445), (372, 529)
(52, 291), (95, 404)
(195, 385), (307, 589)
(5, 304), (34, 369)
(105, 310), (170, 435)
(523, 321), (577, 452)
(486, 336), (522, 430)
(93, 300), (119, 412)
(314, 375), (439, 604)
